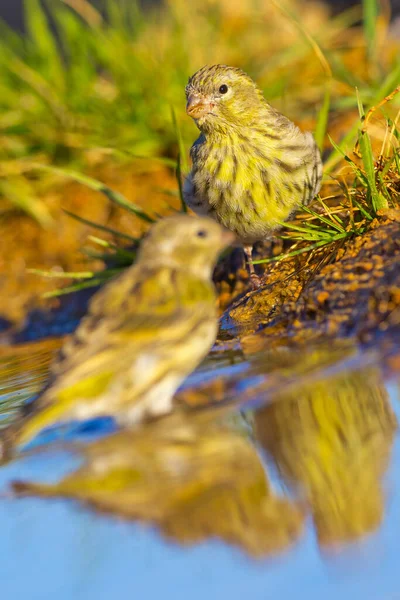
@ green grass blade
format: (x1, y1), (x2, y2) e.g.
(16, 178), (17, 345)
(63, 209), (140, 242)
(24, 0), (64, 91)
(42, 268), (125, 298)
(362, 0), (379, 63)
(324, 120), (361, 175)
(281, 222), (334, 238)
(252, 238), (343, 265)
(27, 268), (94, 279)
(356, 87), (365, 119)
(108, 247), (136, 262)
(380, 151), (397, 178)
(171, 106), (188, 174)
(357, 128), (388, 211)
(42, 278), (104, 298)
(286, 221), (335, 234)
(314, 85), (331, 152)
(176, 153), (187, 213)
(300, 207), (345, 232)
(87, 236), (114, 248)
(81, 249), (114, 260)
(394, 149), (400, 173)
(327, 135), (369, 185)
(82, 247), (135, 265)
(371, 68), (400, 107)
(303, 204), (345, 229)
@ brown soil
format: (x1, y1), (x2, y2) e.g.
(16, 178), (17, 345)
(225, 217), (400, 348)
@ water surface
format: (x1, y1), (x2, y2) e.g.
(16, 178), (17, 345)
(0, 336), (399, 600)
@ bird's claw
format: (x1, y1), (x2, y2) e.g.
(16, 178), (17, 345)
(249, 273), (262, 290)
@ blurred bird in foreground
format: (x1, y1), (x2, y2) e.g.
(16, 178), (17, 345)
(183, 64), (323, 287)
(0, 215), (233, 460)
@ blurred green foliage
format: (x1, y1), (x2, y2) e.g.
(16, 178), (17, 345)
(0, 0), (396, 167)
(0, 0), (398, 272)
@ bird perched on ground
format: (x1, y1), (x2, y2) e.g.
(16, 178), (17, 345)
(183, 64), (323, 287)
(0, 215), (233, 460)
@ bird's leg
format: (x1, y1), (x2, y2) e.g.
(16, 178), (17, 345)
(243, 245), (261, 290)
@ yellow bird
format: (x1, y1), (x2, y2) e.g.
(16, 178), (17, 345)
(0, 215), (233, 460)
(183, 64), (323, 286)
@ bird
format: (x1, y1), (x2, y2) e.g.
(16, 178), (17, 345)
(0, 215), (234, 460)
(183, 64), (323, 287)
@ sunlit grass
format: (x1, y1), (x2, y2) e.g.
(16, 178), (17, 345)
(33, 84), (400, 295)
(0, 0), (398, 220)
(0, 0), (399, 297)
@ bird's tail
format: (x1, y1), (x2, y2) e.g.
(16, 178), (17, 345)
(12, 480), (54, 497)
(0, 410), (36, 464)
(0, 421), (21, 464)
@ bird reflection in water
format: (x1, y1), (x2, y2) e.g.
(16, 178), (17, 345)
(12, 409), (304, 557)
(255, 365), (397, 549)
(11, 348), (397, 557)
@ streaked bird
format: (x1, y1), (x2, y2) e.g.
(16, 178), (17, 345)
(0, 215), (233, 459)
(183, 64), (322, 286)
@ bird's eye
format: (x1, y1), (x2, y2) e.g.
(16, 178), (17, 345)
(196, 229), (208, 238)
(219, 84), (228, 94)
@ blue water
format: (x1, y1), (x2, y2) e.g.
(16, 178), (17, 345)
(0, 342), (399, 600)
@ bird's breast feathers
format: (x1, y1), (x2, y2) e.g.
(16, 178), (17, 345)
(184, 128), (322, 243)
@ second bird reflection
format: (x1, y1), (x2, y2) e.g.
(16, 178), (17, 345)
(255, 365), (397, 548)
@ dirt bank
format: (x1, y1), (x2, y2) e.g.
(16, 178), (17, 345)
(225, 217), (400, 347)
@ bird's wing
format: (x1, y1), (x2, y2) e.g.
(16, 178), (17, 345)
(35, 265), (216, 399)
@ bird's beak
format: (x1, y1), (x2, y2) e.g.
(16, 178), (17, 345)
(186, 94), (214, 119)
